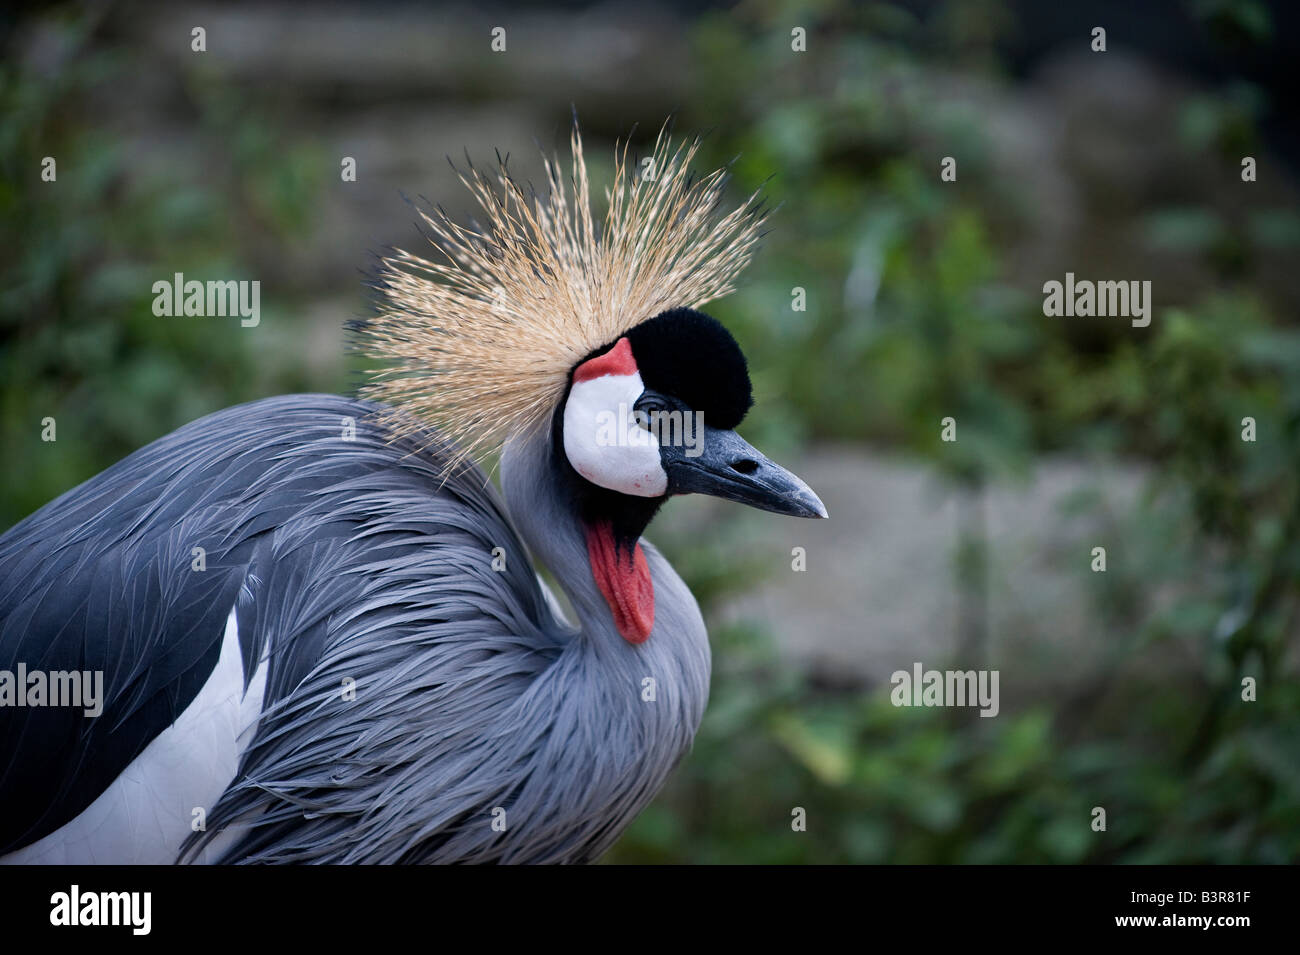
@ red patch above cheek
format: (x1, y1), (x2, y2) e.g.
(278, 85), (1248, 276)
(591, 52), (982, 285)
(584, 519), (655, 644)
(573, 336), (637, 383)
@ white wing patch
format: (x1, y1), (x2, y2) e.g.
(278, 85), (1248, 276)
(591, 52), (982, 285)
(0, 605), (267, 864)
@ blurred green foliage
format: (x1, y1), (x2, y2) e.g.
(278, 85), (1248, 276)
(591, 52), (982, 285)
(612, 619), (1300, 863)
(0, 13), (337, 527)
(2, 1), (1297, 864)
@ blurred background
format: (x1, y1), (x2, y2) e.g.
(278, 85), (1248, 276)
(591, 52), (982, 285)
(2, 0), (1298, 862)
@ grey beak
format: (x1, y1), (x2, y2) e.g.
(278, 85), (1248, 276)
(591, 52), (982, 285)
(663, 425), (828, 519)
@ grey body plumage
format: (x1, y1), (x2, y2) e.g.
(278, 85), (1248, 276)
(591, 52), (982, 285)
(1, 394), (707, 863)
(190, 394), (709, 863)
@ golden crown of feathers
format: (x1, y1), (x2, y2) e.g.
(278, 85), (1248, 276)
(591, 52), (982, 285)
(357, 120), (767, 467)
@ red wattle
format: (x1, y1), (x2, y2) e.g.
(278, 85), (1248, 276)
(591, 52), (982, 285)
(584, 519), (654, 644)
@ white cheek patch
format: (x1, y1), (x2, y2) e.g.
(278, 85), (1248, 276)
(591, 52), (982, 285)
(563, 371), (669, 497)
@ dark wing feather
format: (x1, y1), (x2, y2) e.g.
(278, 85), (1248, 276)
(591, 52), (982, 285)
(0, 394), (551, 855)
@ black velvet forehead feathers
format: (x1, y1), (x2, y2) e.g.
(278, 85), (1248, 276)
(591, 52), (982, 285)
(617, 307), (754, 430)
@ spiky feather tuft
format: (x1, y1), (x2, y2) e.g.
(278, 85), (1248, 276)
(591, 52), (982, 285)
(355, 120), (766, 470)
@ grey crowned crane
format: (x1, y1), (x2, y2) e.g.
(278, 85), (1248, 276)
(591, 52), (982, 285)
(0, 124), (825, 864)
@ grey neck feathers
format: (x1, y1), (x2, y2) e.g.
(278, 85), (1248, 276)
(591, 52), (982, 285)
(499, 421), (711, 721)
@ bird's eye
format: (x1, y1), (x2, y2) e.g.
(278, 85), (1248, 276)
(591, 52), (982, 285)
(634, 394), (669, 429)
(636, 391), (671, 411)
